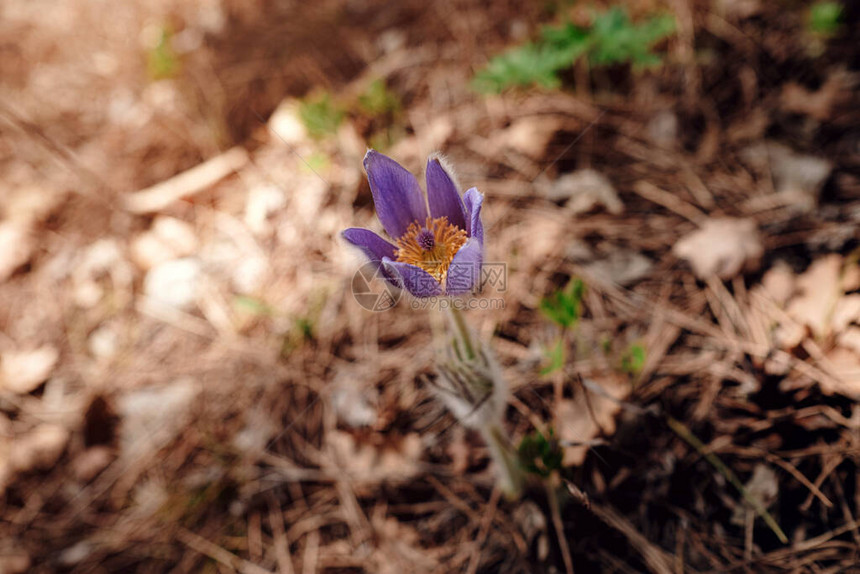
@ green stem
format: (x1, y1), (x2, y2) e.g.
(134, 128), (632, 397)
(667, 416), (788, 544)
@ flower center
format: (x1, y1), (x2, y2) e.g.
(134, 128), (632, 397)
(395, 216), (468, 282)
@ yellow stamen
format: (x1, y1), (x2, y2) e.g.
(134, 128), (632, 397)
(395, 216), (468, 282)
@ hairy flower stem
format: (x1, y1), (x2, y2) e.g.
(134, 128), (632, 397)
(481, 420), (524, 499)
(434, 304), (523, 499)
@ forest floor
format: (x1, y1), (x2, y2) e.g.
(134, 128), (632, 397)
(1, 0), (860, 572)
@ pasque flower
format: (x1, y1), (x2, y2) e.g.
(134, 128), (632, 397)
(342, 150), (484, 297)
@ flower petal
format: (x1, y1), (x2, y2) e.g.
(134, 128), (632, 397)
(341, 228), (397, 264)
(426, 156), (467, 230)
(445, 237), (483, 295)
(364, 150), (428, 239)
(382, 258), (442, 298)
(462, 187), (484, 243)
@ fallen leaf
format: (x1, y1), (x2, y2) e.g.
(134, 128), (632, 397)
(8, 424), (69, 471)
(786, 255), (842, 339)
(130, 216), (198, 271)
(731, 464), (778, 525)
(331, 383), (377, 428)
(822, 348), (860, 399)
(501, 116), (562, 159)
(838, 327), (860, 356)
(832, 294), (860, 333)
(72, 446), (114, 482)
(547, 169), (624, 215)
(142, 258), (202, 311)
(3, 186), (65, 225)
(0, 221), (33, 283)
(327, 430), (423, 482)
(647, 109), (679, 148)
(267, 99), (310, 147)
(0, 346), (59, 394)
(244, 185), (287, 236)
(117, 378), (199, 456)
(743, 142), (832, 213)
(780, 70), (856, 121)
(673, 218), (763, 279)
(760, 263), (796, 305)
(557, 375), (630, 466)
(584, 249), (652, 286)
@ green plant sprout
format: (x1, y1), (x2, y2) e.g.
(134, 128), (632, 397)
(298, 93), (344, 138)
(808, 2), (843, 37)
(473, 7), (676, 93)
(233, 295), (275, 316)
(540, 278), (585, 329)
(518, 429), (564, 478)
(539, 278), (584, 375)
(358, 79), (401, 117)
(620, 343), (646, 376)
(541, 338), (566, 376)
(147, 26), (180, 81)
(300, 151), (331, 174)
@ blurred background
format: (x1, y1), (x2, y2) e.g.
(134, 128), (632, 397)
(1, 0), (859, 572)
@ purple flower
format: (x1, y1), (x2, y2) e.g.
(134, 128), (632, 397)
(342, 150), (485, 298)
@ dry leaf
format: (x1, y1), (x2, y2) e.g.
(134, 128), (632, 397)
(267, 99), (310, 147)
(822, 348), (860, 399)
(142, 258), (202, 311)
(547, 169), (624, 215)
(501, 116), (562, 159)
(838, 327), (860, 356)
(842, 263), (860, 292)
(0, 221), (33, 283)
(0, 346), (59, 394)
(786, 255), (842, 339)
(731, 464), (778, 525)
(130, 216), (198, 271)
(72, 446), (113, 482)
(8, 424), (69, 471)
(331, 383), (377, 428)
(3, 187), (65, 225)
(760, 263), (796, 306)
(743, 142), (832, 213)
(584, 249), (652, 286)
(832, 294), (860, 333)
(780, 70), (856, 121)
(558, 376), (630, 466)
(327, 430), (423, 482)
(673, 218), (763, 279)
(117, 378), (199, 456)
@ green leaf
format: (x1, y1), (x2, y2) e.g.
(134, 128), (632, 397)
(540, 278), (585, 329)
(540, 338), (566, 376)
(472, 7), (675, 93)
(620, 343), (646, 376)
(518, 429), (564, 477)
(472, 42), (568, 93)
(809, 2), (843, 37)
(147, 27), (180, 80)
(588, 8), (675, 68)
(298, 93), (344, 138)
(358, 79), (401, 117)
